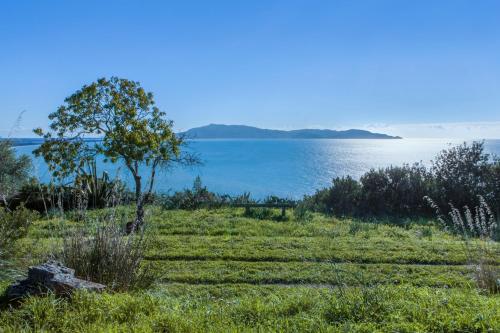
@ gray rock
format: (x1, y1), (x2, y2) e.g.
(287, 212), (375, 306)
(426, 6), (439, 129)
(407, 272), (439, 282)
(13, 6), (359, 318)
(6, 260), (105, 300)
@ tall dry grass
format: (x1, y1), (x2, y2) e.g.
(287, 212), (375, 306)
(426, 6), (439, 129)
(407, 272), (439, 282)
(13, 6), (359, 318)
(50, 169), (156, 291)
(425, 195), (499, 293)
(60, 222), (154, 291)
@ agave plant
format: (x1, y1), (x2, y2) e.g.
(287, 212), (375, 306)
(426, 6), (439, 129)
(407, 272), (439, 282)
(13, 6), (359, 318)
(75, 159), (126, 209)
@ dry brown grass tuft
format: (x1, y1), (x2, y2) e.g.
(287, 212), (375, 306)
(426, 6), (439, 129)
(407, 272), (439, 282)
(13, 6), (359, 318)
(60, 222), (155, 291)
(425, 195), (499, 294)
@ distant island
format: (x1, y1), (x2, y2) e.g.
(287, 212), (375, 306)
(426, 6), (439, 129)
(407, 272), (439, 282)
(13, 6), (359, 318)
(181, 124), (402, 139)
(3, 125), (400, 146)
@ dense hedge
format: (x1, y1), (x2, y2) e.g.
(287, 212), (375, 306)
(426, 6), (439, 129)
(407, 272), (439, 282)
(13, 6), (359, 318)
(299, 141), (500, 219)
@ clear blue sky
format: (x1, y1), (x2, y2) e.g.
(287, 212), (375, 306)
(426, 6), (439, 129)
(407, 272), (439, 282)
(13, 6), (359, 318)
(1, 0), (500, 138)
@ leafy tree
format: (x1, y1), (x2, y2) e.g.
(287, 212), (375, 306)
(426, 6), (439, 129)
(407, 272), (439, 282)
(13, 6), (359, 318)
(432, 141), (491, 210)
(303, 176), (361, 216)
(359, 168), (390, 215)
(0, 140), (31, 207)
(360, 164), (433, 216)
(34, 77), (193, 227)
(328, 176), (361, 216)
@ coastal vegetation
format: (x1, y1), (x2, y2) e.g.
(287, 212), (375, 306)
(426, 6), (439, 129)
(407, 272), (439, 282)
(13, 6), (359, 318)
(300, 141), (500, 225)
(0, 139), (32, 207)
(0, 78), (499, 331)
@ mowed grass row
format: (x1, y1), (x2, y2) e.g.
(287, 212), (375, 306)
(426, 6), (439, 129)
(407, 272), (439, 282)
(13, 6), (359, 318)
(29, 207), (451, 239)
(18, 207), (499, 267)
(150, 260), (477, 288)
(14, 224), (489, 291)
(18, 232), (497, 266)
(1, 284), (499, 332)
(145, 235), (499, 265)
(148, 209), (449, 237)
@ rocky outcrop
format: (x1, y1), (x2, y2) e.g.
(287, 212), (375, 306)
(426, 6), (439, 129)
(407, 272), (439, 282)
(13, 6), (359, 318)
(5, 260), (105, 300)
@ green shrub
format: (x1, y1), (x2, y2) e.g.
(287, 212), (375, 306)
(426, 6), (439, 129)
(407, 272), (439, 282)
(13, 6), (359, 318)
(0, 205), (38, 281)
(244, 207), (278, 220)
(9, 170), (131, 215)
(0, 139), (31, 206)
(360, 163), (433, 216)
(298, 141), (500, 220)
(60, 223), (155, 291)
(293, 203), (313, 221)
(432, 141), (492, 211)
(328, 176), (361, 216)
(157, 178), (295, 214)
(157, 176), (232, 210)
(0, 205), (39, 251)
(298, 189), (331, 215)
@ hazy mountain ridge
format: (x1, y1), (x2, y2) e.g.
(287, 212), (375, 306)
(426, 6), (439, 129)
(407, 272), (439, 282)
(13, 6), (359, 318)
(181, 124), (401, 139)
(4, 125), (400, 146)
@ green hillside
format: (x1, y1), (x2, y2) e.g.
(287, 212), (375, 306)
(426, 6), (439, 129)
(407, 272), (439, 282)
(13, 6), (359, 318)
(1, 207), (499, 332)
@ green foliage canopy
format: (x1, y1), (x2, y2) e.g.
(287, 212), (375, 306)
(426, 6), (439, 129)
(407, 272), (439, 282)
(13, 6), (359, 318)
(34, 77), (183, 224)
(34, 77), (180, 180)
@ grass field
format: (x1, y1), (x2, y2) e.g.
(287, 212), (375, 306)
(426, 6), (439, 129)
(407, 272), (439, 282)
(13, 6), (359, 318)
(1, 207), (499, 332)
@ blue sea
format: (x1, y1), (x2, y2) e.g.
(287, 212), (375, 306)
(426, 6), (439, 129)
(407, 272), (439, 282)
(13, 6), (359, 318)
(14, 139), (500, 199)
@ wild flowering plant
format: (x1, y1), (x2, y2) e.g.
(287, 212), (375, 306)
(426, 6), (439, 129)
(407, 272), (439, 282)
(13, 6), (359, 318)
(425, 195), (499, 293)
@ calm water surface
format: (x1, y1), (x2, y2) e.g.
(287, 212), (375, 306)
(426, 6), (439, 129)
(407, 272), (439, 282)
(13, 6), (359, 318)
(15, 139), (500, 199)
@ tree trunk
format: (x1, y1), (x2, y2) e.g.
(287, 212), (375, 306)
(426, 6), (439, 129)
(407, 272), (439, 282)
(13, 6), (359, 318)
(133, 175), (144, 230)
(135, 198), (145, 229)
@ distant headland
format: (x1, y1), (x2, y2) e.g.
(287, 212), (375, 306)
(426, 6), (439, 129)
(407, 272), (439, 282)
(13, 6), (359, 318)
(180, 124), (402, 139)
(3, 125), (401, 146)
